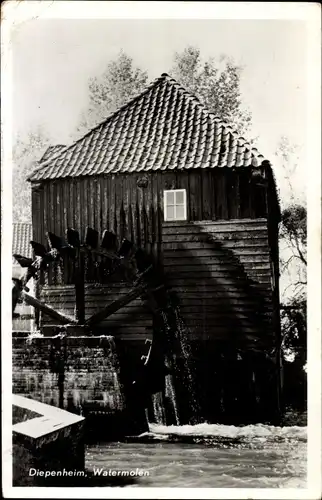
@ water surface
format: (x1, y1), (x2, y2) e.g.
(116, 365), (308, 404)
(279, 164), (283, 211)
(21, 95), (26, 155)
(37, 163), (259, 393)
(86, 423), (307, 488)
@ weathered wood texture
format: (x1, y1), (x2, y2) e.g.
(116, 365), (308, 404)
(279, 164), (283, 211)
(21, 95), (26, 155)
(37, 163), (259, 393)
(162, 219), (275, 349)
(39, 284), (153, 342)
(31, 167), (268, 258)
(30, 166), (279, 350)
(22, 291), (77, 325)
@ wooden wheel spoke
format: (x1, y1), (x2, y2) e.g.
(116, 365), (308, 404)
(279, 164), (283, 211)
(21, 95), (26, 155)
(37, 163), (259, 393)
(22, 291), (77, 325)
(85, 227), (99, 249)
(30, 241), (47, 257)
(13, 254), (33, 268)
(101, 230), (117, 252)
(66, 228), (80, 248)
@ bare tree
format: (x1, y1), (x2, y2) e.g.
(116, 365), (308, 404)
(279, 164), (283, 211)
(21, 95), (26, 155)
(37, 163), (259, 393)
(279, 204), (307, 363)
(275, 137), (307, 366)
(76, 50), (148, 137)
(275, 137), (307, 297)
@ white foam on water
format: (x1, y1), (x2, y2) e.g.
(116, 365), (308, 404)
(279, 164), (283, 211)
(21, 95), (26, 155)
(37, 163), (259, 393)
(147, 422), (307, 440)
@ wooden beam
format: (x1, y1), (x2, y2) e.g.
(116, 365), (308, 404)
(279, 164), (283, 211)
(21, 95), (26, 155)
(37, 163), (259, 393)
(74, 248), (85, 324)
(13, 254), (33, 268)
(85, 283), (148, 327)
(12, 263), (38, 314)
(22, 291), (77, 325)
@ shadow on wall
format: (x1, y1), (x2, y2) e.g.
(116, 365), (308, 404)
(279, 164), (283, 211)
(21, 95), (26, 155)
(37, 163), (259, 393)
(12, 222), (280, 427)
(158, 226), (278, 425)
(80, 224), (279, 425)
(162, 233), (272, 347)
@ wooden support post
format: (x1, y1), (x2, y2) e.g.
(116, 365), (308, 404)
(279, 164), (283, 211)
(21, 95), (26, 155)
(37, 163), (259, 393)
(22, 291), (77, 325)
(74, 248), (85, 324)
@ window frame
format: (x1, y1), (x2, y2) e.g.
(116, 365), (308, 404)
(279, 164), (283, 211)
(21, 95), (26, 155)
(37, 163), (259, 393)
(163, 189), (187, 222)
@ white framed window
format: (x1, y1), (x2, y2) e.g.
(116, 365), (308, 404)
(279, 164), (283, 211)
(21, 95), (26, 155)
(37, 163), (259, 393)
(163, 189), (187, 221)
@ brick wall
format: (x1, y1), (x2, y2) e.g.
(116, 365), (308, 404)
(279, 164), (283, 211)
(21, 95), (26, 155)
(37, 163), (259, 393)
(12, 335), (125, 416)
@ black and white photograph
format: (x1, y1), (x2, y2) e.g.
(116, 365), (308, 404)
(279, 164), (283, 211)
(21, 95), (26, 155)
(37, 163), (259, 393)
(2, 1), (321, 498)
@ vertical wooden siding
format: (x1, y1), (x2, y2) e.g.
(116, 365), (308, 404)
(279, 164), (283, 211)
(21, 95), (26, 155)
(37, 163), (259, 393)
(31, 167), (268, 253)
(30, 168), (278, 349)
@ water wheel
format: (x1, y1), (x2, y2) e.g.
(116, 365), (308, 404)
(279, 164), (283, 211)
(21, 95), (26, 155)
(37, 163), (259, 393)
(12, 226), (172, 402)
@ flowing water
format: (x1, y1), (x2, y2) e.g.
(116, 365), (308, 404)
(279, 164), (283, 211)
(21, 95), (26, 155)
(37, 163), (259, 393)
(150, 375), (180, 425)
(154, 307), (200, 425)
(86, 423), (307, 488)
(164, 374), (180, 425)
(38, 273), (306, 488)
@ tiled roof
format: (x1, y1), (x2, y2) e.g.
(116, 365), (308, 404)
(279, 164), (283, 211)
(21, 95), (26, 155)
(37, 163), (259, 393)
(40, 145), (66, 163)
(28, 73), (269, 182)
(12, 223), (33, 263)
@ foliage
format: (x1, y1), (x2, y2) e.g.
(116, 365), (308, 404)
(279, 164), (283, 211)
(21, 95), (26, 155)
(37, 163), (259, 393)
(279, 203), (307, 365)
(77, 50), (148, 136)
(280, 293), (307, 365)
(170, 46), (252, 135)
(278, 182), (307, 366)
(280, 204), (307, 266)
(279, 203), (307, 299)
(276, 136), (307, 369)
(12, 130), (50, 222)
(78, 47), (252, 138)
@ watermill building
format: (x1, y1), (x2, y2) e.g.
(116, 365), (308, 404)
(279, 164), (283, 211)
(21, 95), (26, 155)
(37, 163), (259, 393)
(15, 73), (282, 426)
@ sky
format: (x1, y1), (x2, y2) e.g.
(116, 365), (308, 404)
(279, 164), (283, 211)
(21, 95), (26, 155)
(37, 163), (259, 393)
(11, 16), (308, 202)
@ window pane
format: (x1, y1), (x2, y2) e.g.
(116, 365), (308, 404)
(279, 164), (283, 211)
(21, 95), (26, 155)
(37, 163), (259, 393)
(166, 206), (175, 220)
(175, 191), (184, 204)
(176, 205), (185, 220)
(166, 191), (175, 205)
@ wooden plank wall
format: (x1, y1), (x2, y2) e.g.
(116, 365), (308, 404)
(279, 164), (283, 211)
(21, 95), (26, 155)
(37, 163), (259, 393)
(31, 167), (276, 349)
(162, 219), (274, 350)
(31, 167), (268, 260)
(40, 284), (153, 343)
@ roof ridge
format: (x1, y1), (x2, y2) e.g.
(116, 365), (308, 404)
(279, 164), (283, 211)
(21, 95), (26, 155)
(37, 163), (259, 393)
(28, 74), (170, 181)
(160, 76), (262, 160)
(28, 72), (271, 182)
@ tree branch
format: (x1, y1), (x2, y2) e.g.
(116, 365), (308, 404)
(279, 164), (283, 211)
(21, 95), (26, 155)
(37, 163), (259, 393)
(294, 281), (307, 287)
(291, 232), (307, 266)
